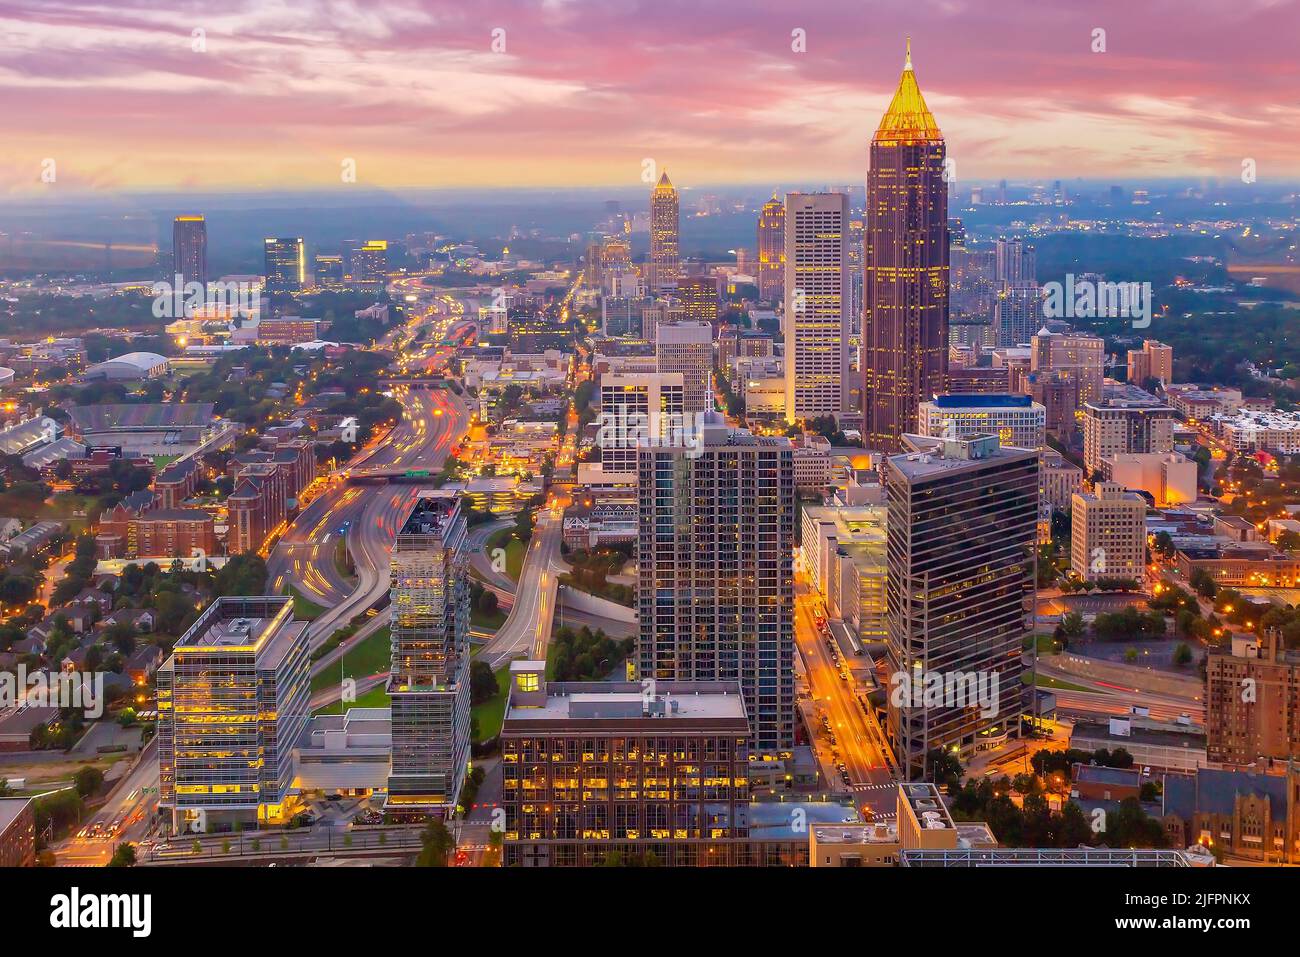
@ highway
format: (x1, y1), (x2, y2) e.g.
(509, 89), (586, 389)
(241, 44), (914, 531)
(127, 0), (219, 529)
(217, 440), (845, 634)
(479, 504), (567, 668)
(269, 385), (471, 648)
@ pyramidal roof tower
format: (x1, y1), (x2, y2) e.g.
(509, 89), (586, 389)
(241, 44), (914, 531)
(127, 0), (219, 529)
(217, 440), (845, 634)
(861, 38), (950, 452)
(874, 37), (942, 146)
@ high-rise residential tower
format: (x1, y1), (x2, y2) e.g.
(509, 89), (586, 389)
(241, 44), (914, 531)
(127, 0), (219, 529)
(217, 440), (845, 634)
(784, 191), (849, 424)
(263, 237), (306, 293)
(862, 41), (949, 451)
(637, 416), (796, 753)
(172, 214), (208, 289)
(387, 491), (471, 814)
(884, 434), (1038, 779)
(648, 171), (680, 291)
(756, 193), (786, 302)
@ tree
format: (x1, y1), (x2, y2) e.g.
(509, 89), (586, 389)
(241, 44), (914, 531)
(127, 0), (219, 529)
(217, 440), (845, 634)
(925, 748), (963, 792)
(1061, 611), (1085, 638)
(470, 660), (499, 706)
(74, 765), (104, 798)
(1173, 642), (1194, 666)
(107, 843), (137, 867)
(416, 819), (455, 867)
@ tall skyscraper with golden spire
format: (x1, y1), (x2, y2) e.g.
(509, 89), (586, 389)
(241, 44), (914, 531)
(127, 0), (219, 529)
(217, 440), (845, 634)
(756, 192), (785, 302)
(862, 39), (949, 451)
(648, 170), (680, 290)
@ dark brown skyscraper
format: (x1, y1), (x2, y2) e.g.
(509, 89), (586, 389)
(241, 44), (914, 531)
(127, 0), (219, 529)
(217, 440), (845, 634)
(862, 41), (949, 452)
(172, 214), (208, 289)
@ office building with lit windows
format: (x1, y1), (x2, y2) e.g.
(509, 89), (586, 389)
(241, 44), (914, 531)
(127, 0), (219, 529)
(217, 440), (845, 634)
(648, 171), (680, 290)
(264, 237), (306, 293)
(655, 320), (713, 414)
(884, 434), (1037, 779)
(784, 191), (848, 424)
(499, 660), (751, 866)
(598, 372), (686, 474)
(919, 394), (1046, 450)
(386, 491), (471, 815)
(756, 193), (786, 302)
(172, 214), (208, 289)
(157, 596), (310, 833)
(637, 416), (796, 753)
(862, 43), (949, 451)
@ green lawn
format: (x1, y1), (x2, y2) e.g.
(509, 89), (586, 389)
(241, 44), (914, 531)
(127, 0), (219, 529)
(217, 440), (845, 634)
(310, 625), (391, 693)
(152, 454), (181, 470)
(471, 666), (511, 743)
(313, 683), (390, 716)
(485, 528), (526, 581)
(471, 605), (508, 632)
(1021, 671), (1103, 694)
(333, 535), (354, 582)
(1022, 634), (1062, 655)
(285, 584), (327, 621)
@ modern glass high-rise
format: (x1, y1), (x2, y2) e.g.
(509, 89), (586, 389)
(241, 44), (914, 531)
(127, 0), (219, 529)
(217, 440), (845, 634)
(156, 596), (310, 833)
(783, 191), (848, 424)
(637, 417), (796, 753)
(172, 214), (208, 289)
(387, 491), (471, 814)
(863, 42), (949, 451)
(264, 237), (306, 292)
(756, 194), (786, 303)
(883, 434), (1038, 779)
(648, 171), (680, 291)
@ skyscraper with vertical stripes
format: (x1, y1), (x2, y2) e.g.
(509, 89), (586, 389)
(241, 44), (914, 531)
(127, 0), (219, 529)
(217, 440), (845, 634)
(862, 41), (949, 452)
(648, 171), (680, 291)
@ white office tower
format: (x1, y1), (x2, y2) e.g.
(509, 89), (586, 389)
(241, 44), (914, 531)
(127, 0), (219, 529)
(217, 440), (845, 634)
(784, 192), (848, 424)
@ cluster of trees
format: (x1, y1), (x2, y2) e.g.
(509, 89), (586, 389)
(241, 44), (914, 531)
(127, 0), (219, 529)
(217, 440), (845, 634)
(1057, 577), (1141, 594)
(550, 626), (633, 682)
(468, 580), (500, 620)
(559, 545), (633, 607)
(1092, 604), (1167, 641)
(936, 744), (1169, 850)
(714, 367), (744, 418)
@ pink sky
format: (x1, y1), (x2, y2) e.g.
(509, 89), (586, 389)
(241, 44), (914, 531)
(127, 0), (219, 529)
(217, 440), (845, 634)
(1, 0), (1297, 193)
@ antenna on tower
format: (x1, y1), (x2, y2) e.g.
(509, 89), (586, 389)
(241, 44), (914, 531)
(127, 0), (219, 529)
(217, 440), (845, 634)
(904, 36), (913, 71)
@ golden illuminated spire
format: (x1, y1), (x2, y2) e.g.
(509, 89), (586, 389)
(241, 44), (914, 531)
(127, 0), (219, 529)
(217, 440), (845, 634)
(656, 170), (673, 190)
(874, 38), (941, 144)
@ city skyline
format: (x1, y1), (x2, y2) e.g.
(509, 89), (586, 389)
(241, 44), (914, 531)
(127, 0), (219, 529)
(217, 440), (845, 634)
(3, 1), (1298, 194)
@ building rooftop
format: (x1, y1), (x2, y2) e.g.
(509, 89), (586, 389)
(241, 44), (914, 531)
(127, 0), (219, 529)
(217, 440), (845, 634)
(930, 393), (1034, 409)
(891, 433), (1037, 481)
(398, 490), (461, 537)
(170, 596), (304, 668)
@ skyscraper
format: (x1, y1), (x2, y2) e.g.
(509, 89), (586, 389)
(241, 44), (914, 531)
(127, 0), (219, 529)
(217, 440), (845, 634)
(655, 320), (714, 414)
(648, 171), (680, 291)
(387, 491), (471, 814)
(263, 237), (306, 293)
(994, 238), (1036, 285)
(784, 191), (848, 424)
(862, 41), (949, 451)
(637, 416), (795, 753)
(756, 193), (786, 302)
(172, 214), (208, 289)
(884, 434), (1038, 779)
(598, 372), (686, 473)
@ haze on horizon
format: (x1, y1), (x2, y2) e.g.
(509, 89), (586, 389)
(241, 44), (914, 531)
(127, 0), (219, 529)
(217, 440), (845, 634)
(1, 0), (1297, 194)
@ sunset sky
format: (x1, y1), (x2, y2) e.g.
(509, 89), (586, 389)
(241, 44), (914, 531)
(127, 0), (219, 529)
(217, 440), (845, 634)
(1, 0), (1297, 194)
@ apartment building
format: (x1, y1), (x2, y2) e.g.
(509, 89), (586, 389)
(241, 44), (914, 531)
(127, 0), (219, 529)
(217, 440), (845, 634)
(1070, 482), (1147, 582)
